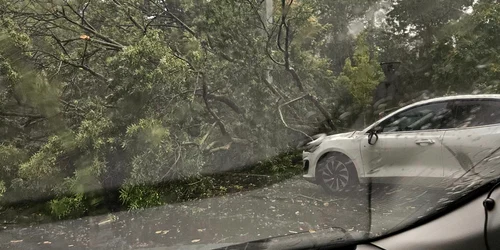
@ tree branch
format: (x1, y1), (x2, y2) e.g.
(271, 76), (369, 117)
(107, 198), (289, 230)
(86, 37), (123, 51)
(110, 0), (146, 33)
(158, 0), (196, 36)
(52, 36), (70, 56)
(57, 6), (124, 49)
(193, 90), (245, 115)
(201, 73), (229, 137)
(127, 9), (146, 32)
(81, 40), (88, 66)
(0, 111), (44, 119)
(273, 0), (336, 130)
(170, 50), (231, 137)
(37, 50), (108, 82)
(205, 35), (244, 64)
(66, 1), (97, 32)
(278, 94), (312, 139)
(170, 48), (198, 72)
(266, 34), (285, 66)
(246, 0), (269, 36)
(40, 51), (108, 82)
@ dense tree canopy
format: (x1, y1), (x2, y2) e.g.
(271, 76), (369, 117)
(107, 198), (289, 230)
(0, 0), (490, 218)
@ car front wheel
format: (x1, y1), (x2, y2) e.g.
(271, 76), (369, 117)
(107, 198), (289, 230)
(316, 152), (358, 194)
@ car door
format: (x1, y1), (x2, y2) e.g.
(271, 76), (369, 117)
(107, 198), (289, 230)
(360, 101), (455, 183)
(441, 99), (500, 179)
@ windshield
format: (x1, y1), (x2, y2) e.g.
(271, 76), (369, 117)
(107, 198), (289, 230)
(0, 0), (499, 249)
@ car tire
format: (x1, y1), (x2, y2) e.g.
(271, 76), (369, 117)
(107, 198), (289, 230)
(316, 152), (358, 194)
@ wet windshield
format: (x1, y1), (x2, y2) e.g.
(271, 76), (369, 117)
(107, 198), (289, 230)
(0, 0), (499, 249)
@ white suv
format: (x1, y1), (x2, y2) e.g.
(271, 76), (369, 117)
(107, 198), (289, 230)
(303, 95), (500, 193)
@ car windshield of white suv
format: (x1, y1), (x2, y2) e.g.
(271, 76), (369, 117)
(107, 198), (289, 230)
(0, 0), (499, 249)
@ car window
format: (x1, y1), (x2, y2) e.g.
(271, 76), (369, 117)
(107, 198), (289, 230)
(448, 100), (500, 128)
(377, 102), (453, 132)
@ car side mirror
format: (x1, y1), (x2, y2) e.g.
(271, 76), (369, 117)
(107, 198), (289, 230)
(368, 129), (379, 145)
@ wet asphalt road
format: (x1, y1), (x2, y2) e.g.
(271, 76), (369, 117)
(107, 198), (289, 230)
(0, 177), (446, 250)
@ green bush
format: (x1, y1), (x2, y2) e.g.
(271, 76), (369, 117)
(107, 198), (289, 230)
(0, 145), (27, 185)
(252, 151), (302, 177)
(172, 177), (218, 200)
(49, 194), (87, 219)
(119, 185), (163, 210)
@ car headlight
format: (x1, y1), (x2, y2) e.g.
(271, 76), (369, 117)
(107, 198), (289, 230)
(304, 133), (326, 152)
(306, 144), (320, 153)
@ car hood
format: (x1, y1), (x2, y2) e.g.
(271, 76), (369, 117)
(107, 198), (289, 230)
(301, 131), (359, 151)
(325, 131), (358, 140)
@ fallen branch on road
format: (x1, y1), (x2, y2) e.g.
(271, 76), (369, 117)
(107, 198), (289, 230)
(278, 95), (313, 139)
(296, 194), (324, 203)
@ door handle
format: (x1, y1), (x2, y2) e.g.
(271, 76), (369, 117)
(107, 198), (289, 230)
(415, 139), (435, 145)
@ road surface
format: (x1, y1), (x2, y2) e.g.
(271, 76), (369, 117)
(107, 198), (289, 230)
(0, 176), (446, 250)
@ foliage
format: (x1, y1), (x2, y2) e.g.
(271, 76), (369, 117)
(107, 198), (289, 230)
(0, 181), (5, 199)
(119, 185), (163, 210)
(372, 0), (475, 94)
(338, 34), (384, 106)
(252, 151), (302, 177)
(49, 194), (87, 219)
(430, 2), (500, 93)
(0, 0), (491, 217)
(19, 135), (73, 195)
(0, 145), (26, 182)
(312, 0), (380, 73)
